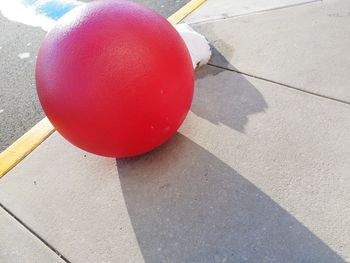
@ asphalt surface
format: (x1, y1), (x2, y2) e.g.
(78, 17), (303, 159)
(0, 0), (189, 152)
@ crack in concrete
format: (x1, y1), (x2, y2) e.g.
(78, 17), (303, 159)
(208, 63), (350, 106)
(188, 0), (322, 25)
(0, 203), (71, 263)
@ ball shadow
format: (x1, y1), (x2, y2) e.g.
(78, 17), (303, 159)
(116, 41), (343, 262)
(117, 134), (345, 262)
(191, 46), (268, 133)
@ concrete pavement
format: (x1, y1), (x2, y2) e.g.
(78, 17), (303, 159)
(1, 0), (350, 262)
(2, 63), (349, 261)
(187, 0), (350, 103)
(0, 207), (64, 262)
(184, 0), (318, 23)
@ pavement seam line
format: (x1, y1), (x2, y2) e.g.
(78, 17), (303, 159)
(208, 63), (350, 106)
(0, 203), (71, 262)
(188, 0), (321, 25)
(0, 0), (207, 178)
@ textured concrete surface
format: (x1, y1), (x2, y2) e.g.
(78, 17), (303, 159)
(0, 207), (64, 263)
(2, 1), (350, 262)
(1, 64), (349, 262)
(189, 0), (350, 103)
(184, 0), (316, 23)
(0, 0), (189, 152)
(0, 133), (145, 262)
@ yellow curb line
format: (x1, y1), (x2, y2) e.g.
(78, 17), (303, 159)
(0, 118), (55, 177)
(167, 0), (206, 24)
(0, 0), (206, 178)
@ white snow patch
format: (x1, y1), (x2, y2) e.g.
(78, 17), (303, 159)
(0, 0), (55, 31)
(0, 109), (4, 113)
(18, 52), (30, 59)
(175, 23), (211, 69)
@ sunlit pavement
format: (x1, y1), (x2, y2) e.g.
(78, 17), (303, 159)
(1, 0), (350, 262)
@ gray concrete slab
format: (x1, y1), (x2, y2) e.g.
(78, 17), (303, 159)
(190, 0), (350, 103)
(1, 65), (350, 262)
(132, 0), (189, 18)
(0, 134), (144, 262)
(184, 0), (317, 24)
(0, 207), (64, 263)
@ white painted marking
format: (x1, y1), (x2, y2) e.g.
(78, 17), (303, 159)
(27, 42), (31, 46)
(0, 109), (4, 114)
(18, 52), (30, 59)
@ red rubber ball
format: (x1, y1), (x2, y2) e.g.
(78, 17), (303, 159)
(36, 0), (194, 157)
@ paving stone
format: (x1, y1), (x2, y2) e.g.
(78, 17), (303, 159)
(0, 134), (144, 262)
(184, 0), (316, 23)
(0, 207), (64, 263)
(1, 65), (349, 262)
(191, 0), (350, 102)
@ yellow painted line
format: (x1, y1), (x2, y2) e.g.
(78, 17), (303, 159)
(167, 0), (206, 24)
(0, 0), (205, 178)
(0, 118), (55, 177)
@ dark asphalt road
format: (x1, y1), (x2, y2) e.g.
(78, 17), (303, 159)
(0, 0), (189, 152)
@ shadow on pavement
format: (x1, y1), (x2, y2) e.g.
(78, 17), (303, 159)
(117, 134), (344, 262)
(116, 49), (344, 262)
(191, 46), (268, 132)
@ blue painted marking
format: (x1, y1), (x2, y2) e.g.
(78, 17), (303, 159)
(22, 0), (38, 5)
(22, 0), (83, 20)
(0, 0), (84, 30)
(35, 1), (81, 20)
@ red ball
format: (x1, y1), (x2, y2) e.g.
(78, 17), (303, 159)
(36, 0), (194, 157)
